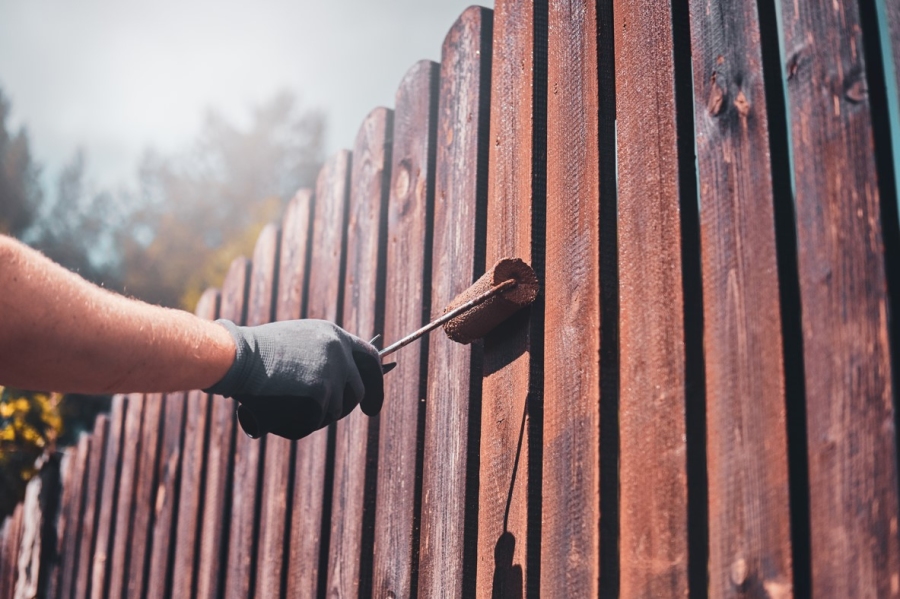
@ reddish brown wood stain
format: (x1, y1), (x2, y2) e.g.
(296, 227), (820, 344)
(171, 288), (219, 598)
(542, 0), (601, 595)
(196, 258), (249, 599)
(689, 0), (795, 595)
(225, 224), (279, 599)
(614, 0), (689, 595)
(418, 6), (492, 598)
(287, 151), (352, 598)
(782, 0), (900, 595)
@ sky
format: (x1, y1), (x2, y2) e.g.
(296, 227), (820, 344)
(0, 0), (485, 191)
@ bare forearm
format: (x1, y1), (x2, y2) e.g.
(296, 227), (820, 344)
(0, 235), (234, 394)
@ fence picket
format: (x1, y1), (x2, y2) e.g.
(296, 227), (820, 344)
(286, 151), (352, 598)
(326, 106), (392, 598)
(74, 407), (112, 599)
(56, 435), (90, 599)
(171, 288), (220, 598)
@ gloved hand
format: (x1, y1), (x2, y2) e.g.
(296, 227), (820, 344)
(204, 319), (384, 440)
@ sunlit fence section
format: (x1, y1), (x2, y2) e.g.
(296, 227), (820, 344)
(3, 0), (900, 596)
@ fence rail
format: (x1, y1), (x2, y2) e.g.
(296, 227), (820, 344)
(3, 0), (900, 596)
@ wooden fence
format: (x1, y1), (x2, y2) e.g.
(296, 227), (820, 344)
(2, 0), (900, 596)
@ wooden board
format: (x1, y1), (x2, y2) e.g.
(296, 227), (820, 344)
(542, 0), (601, 595)
(56, 435), (91, 599)
(106, 392), (145, 599)
(74, 408), (114, 599)
(255, 191), (313, 598)
(47, 448), (75, 599)
(171, 288), (220, 598)
(781, 0), (900, 594)
(286, 151), (352, 598)
(326, 106), (392, 598)
(146, 391), (187, 599)
(196, 258), (250, 599)
(688, 0), (795, 595)
(370, 58), (441, 598)
(613, 0), (689, 595)
(125, 393), (165, 598)
(417, 7), (492, 598)
(225, 224), (280, 599)
(1, 504), (24, 599)
(475, 0), (545, 595)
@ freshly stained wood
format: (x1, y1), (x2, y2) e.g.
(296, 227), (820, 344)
(781, 0), (900, 594)
(327, 106), (392, 598)
(614, 0), (689, 595)
(57, 435), (91, 599)
(75, 404), (120, 598)
(287, 151), (352, 598)
(476, 0), (544, 595)
(196, 258), (250, 599)
(542, 0), (601, 595)
(688, 0), (794, 594)
(255, 193), (313, 599)
(106, 392), (145, 599)
(225, 224), (280, 599)
(417, 7), (492, 597)
(146, 391), (187, 599)
(125, 393), (166, 599)
(171, 288), (220, 598)
(370, 58), (440, 598)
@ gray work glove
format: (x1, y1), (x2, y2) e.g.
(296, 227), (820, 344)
(205, 319), (384, 440)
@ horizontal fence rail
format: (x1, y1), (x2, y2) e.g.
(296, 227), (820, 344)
(3, 0), (900, 597)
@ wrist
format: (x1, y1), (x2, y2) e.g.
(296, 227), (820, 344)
(202, 319), (241, 394)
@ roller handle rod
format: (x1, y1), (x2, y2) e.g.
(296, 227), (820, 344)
(378, 278), (517, 359)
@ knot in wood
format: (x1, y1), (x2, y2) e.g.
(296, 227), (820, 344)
(730, 557), (748, 587)
(734, 90), (750, 117)
(707, 72), (726, 116)
(845, 77), (867, 104)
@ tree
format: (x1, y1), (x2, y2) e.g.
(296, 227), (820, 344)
(0, 88), (43, 238)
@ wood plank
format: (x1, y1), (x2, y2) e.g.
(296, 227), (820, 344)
(106, 392), (145, 599)
(225, 224), (280, 599)
(4, 504), (24, 599)
(57, 435), (91, 599)
(255, 191), (313, 599)
(125, 393), (165, 599)
(146, 390), (187, 599)
(196, 258), (250, 599)
(473, 0), (545, 596)
(614, 0), (690, 594)
(417, 7), (492, 598)
(781, 0), (900, 594)
(73, 408), (112, 599)
(0, 515), (12, 599)
(326, 106), (392, 598)
(542, 0), (601, 595)
(688, 0), (795, 595)
(47, 447), (76, 599)
(171, 288), (220, 598)
(286, 151), (352, 598)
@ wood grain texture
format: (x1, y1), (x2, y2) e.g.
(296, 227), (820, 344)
(542, 0), (601, 595)
(614, 0), (689, 595)
(125, 393), (165, 599)
(286, 151), (351, 598)
(146, 391), (187, 599)
(197, 258), (250, 599)
(1, 504), (24, 599)
(171, 288), (220, 599)
(476, 0), (544, 595)
(370, 57), (440, 598)
(327, 106), (392, 599)
(781, 0), (900, 595)
(255, 193), (313, 599)
(688, 0), (795, 595)
(47, 448), (76, 599)
(57, 435), (90, 599)
(225, 224), (279, 599)
(75, 407), (114, 599)
(106, 392), (145, 599)
(417, 7), (492, 598)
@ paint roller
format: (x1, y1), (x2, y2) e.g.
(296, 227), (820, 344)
(377, 257), (539, 369)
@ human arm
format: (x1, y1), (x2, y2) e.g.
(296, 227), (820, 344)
(0, 234), (235, 393)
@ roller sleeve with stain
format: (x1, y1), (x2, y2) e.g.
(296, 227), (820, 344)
(442, 257), (540, 344)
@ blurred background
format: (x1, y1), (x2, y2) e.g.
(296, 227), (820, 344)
(0, 0), (479, 516)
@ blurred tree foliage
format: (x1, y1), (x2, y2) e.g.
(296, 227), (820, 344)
(0, 89), (43, 237)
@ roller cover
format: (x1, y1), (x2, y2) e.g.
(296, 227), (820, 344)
(442, 257), (539, 344)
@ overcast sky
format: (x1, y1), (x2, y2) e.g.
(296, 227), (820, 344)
(0, 0), (485, 190)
